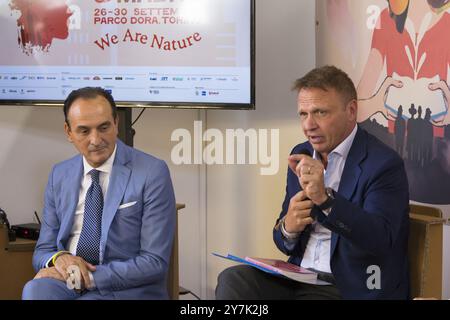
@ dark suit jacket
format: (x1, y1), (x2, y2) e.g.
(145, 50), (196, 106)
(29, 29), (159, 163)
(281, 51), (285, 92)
(273, 127), (410, 299)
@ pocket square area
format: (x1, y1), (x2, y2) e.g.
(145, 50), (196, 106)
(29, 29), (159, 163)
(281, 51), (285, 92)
(118, 201), (137, 210)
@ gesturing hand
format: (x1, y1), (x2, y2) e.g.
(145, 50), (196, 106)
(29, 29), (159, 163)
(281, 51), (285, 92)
(288, 154), (328, 205)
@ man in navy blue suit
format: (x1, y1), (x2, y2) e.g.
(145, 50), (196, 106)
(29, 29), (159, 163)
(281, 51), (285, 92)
(216, 66), (410, 299)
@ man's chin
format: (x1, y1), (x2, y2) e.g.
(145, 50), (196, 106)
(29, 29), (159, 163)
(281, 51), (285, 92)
(309, 142), (324, 151)
(87, 153), (108, 168)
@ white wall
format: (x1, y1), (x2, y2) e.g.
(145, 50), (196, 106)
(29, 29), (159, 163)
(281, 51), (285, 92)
(204, 0), (315, 298)
(0, 106), (74, 224)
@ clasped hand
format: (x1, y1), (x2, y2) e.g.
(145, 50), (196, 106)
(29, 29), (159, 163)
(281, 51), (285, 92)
(34, 254), (96, 291)
(282, 154), (328, 234)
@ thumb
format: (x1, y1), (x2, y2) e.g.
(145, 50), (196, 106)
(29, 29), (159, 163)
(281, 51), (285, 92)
(86, 263), (97, 271)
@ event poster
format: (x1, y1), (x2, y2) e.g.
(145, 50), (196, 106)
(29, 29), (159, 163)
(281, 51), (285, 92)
(0, 0), (252, 105)
(317, 0), (450, 204)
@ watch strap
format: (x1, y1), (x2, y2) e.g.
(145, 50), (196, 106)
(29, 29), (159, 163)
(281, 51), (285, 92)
(318, 188), (335, 211)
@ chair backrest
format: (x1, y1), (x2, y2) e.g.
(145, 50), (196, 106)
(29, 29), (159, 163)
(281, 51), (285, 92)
(167, 203), (185, 300)
(408, 204), (445, 299)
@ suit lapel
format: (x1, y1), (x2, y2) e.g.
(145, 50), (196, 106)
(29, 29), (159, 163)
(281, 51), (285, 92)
(331, 127), (367, 257)
(101, 140), (131, 257)
(59, 157), (83, 248)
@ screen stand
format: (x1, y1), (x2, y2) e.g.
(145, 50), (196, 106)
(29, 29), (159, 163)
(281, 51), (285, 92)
(117, 107), (135, 147)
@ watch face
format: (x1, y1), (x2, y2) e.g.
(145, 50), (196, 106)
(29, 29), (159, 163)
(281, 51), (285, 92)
(326, 188), (335, 199)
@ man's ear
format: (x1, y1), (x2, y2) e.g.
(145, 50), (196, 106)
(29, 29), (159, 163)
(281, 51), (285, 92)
(114, 115), (119, 136)
(64, 122), (73, 143)
(347, 99), (358, 121)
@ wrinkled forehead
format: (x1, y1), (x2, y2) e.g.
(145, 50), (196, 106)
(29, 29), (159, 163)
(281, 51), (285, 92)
(298, 87), (350, 110)
(298, 87), (338, 106)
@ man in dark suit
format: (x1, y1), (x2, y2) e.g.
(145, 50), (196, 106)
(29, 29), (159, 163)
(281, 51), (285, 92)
(216, 66), (410, 299)
(22, 87), (176, 299)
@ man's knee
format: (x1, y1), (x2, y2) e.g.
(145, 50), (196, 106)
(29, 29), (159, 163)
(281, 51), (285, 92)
(216, 265), (255, 300)
(217, 265), (247, 287)
(22, 278), (76, 300)
(218, 266), (238, 283)
(22, 279), (47, 300)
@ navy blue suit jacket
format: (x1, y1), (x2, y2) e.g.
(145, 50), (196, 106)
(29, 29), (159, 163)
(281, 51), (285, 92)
(273, 127), (410, 299)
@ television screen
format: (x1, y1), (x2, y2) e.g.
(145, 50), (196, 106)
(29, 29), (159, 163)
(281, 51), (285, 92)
(0, 0), (254, 109)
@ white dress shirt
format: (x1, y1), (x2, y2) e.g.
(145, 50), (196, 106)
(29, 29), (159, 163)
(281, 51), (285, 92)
(67, 144), (117, 256)
(285, 125), (357, 273)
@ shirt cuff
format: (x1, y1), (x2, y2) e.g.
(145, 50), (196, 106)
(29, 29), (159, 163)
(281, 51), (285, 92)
(45, 256), (54, 268)
(45, 251), (71, 268)
(280, 218), (301, 240)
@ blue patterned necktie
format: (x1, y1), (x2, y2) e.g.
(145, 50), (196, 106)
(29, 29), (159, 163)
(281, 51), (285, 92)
(76, 169), (103, 265)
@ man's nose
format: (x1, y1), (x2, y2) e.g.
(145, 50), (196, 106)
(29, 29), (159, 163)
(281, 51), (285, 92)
(302, 114), (318, 131)
(89, 130), (101, 145)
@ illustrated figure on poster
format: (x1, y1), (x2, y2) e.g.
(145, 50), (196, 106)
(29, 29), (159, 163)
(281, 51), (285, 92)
(356, 0), (450, 203)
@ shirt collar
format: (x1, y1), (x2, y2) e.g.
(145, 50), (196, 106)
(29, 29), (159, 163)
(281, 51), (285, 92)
(313, 124), (358, 161)
(83, 143), (117, 176)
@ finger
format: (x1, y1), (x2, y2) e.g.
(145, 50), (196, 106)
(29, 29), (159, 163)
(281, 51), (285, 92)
(292, 200), (313, 211)
(298, 190), (309, 201)
(295, 200), (314, 211)
(299, 174), (312, 186)
(291, 191), (305, 203)
(300, 165), (313, 176)
(301, 217), (314, 226)
(288, 155), (301, 174)
(298, 158), (319, 175)
(292, 190), (312, 203)
(52, 270), (66, 282)
(55, 264), (71, 280)
(78, 264), (92, 289)
(293, 209), (312, 220)
(86, 263), (97, 272)
(288, 155), (311, 175)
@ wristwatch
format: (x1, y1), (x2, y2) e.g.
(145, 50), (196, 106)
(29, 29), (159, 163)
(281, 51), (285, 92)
(281, 216), (301, 240)
(318, 187), (335, 212)
(275, 216), (300, 240)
